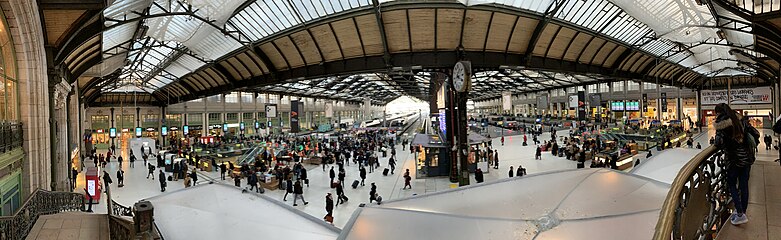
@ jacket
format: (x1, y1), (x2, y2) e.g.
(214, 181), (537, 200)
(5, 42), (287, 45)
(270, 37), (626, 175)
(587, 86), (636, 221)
(714, 114), (756, 168)
(293, 182), (303, 194)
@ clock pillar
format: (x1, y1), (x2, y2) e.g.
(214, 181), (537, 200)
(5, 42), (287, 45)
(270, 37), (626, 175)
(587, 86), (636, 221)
(447, 61), (472, 186)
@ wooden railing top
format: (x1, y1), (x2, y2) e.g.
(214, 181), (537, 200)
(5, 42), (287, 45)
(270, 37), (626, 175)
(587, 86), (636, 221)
(652, 145), (718, 240)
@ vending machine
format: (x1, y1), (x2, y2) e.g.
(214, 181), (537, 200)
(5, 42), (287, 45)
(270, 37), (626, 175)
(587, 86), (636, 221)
(84, 167), (101, 203)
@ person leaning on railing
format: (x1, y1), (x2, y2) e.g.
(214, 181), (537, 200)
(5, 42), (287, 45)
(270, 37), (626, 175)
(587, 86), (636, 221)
(713, 103), (760, 226)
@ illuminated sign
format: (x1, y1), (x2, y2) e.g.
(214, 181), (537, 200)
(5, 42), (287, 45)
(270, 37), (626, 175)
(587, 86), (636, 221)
(161, 126), (168, 136)
(222, 123), (228, 132)
(254, 121), (260, 129)
(135, 127), (142, 137)
(183, 125), (189, 135)
(87, 179), (96, 196)
(109, 128), (116, 138)
(240, 122), (245, 131)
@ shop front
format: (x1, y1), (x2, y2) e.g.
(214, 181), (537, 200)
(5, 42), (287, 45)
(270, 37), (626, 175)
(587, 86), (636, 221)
(91, 129), (110, 147)
(143, 127), (158, 139)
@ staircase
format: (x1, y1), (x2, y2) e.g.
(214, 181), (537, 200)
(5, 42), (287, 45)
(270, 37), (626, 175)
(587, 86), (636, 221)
(25, 212), (108, 240)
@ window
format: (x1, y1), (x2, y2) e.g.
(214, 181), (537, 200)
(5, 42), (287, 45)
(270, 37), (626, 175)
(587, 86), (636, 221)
(256, 94), (266, 104)
(91, 115), (110, 129)
(644, 82), (657, 90)
(241, 92), (254, 103)
(0, 9), (17, 121)
(207, 95), (221, 102)
(116, 115), (134, 129)
(612, 81), (624, 92)
(165, 114), (181, 126)
(187, 113), (203, 125)
(242, 112), (254, 121)
(628, 81), (640, 91)
(281, 96), (290, 105)
(188, 98), (202, 103)
(226, 113), (239, 123)
(208, 113), (221, 123)
(225, 92), (238, 103)
(256, 112), (265, 119)
(268, 95), (278, 104)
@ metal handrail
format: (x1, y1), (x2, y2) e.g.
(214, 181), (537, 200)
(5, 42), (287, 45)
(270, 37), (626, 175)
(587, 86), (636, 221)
(653, 145), (730, 239)
(0, 188), (84, 240)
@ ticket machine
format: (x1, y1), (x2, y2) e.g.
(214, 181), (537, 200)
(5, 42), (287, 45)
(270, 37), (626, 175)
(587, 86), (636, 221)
(84, 167), (101, 203)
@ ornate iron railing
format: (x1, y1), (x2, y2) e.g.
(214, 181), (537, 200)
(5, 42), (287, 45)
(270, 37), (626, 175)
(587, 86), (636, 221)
(0, 122), (23, 153)
(653, 146), (731, 240)
(0, 188), (84, 240)
(108, 215), (135, 240)
(111, 199), (133, 217)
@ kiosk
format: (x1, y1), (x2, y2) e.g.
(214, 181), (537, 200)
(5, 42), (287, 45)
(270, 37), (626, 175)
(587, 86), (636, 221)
(84, 167), (101, 203)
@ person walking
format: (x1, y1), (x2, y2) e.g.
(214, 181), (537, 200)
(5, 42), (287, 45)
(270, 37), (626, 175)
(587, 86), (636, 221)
(325, 193), (334, 222)
(335, 182), (346, 207)
(369, 183), (377, 203)
(535, 146), (542, 160)
(403, 169), (412, 190)
(501, 136), (505, 146)
(146, 163), (155, 180)
(300, 167), (309, 187)
(190, 169), (198, 186)
(516, 165), (524, 177)
(714, 103), (758, 226)
(220, 162), (227, 180)
(102, 171), (112, 193)
(508, 166), (514, 178)
(283, 178), (293, 201)
(359, 165), (367, 186)
(338, 169), (346, 187)
(388, 156), (396, 175)
(329, 167), (336, 186)
(475, 168), (484, 183)
(158, 170), (166, 192)
(129, 153), (135, 168)
(248, 171), (259, 193)
(116, 170), (124, 187)
(494, 150), (499, 169)
(765, 134), (773, 150)
(117, 155), (123, 169)
(292, 180), (308, 206)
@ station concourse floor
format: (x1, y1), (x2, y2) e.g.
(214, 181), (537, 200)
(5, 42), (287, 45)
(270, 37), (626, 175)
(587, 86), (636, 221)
(74, 127), (778, 231)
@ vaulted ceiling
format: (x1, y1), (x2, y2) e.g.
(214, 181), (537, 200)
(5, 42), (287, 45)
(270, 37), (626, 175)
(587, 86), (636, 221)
(40, 0), (781, 107)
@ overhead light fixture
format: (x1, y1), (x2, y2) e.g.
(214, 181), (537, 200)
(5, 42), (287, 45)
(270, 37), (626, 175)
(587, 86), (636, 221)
(717, 30), (726, 40)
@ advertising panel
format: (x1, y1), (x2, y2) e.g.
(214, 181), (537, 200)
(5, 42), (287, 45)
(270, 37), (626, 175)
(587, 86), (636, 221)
(701, 87), (772, 105)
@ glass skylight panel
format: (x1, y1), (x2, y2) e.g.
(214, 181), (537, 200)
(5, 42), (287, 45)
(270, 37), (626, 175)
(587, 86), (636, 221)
(640, 39), (674, 57)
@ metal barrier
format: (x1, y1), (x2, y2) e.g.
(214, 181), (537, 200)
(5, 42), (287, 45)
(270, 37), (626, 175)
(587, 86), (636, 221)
(0, 122), (23, 153)
(105, 182), (164, 240)
(653, 146), (731, 240)
(0, 189), (84, 240)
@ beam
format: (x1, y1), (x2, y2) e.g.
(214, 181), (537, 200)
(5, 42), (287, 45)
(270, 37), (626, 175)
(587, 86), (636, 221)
(524, 0), (567, 65)
(38, 0), (104, 10)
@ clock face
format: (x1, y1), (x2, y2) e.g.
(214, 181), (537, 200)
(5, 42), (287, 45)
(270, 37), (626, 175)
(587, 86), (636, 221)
(453, 62), (466, 92)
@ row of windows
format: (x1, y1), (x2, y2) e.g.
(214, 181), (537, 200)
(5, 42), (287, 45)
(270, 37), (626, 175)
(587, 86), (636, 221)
(0, 9), (17, 121)
(186, 92), (349, 107)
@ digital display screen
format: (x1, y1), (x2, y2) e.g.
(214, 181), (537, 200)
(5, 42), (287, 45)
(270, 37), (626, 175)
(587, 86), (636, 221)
(183, 125), (189, 135)
(611, 102), (625, 111)
(438, 110), (446, 136)
(109, 128), (117, 138)
(626, 101), (640, 111)
(223, 123), (228, 132)
(161, 126), (168, 136)
(268, 121), (272, 127)
(135, 127), (142, 137)
(240, 122), (245, 131)
(254, 121), (260, 129)
(87, 179), (96, 196)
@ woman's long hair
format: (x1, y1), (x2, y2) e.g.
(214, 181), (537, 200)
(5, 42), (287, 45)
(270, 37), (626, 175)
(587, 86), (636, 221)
(715, 103), (744, 143)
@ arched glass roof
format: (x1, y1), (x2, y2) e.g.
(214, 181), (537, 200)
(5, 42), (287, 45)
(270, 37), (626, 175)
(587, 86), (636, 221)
(92, 0), (762, 103)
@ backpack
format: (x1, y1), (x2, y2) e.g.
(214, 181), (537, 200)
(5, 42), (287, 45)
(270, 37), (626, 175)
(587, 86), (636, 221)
(745, 125), (760, 150)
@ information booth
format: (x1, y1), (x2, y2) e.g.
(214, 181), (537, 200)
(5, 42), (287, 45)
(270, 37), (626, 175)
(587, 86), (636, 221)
(412, 133), (491, 178)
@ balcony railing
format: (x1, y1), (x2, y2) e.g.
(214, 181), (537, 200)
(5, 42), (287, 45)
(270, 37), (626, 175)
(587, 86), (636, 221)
(0, 188), (84, 240)
(105, 182), (164, 240)
(653, 146), (731, 239)
(0, 122), (23, 153)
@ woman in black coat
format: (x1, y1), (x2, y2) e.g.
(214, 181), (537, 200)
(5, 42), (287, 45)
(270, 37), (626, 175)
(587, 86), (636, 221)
(283, 179), (293, 201)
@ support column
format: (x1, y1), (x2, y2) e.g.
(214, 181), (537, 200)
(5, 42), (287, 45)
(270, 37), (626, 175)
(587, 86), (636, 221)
(696, 90), (702, 128)
(110, 108), (115, 146)
(676, 88), (683, 121)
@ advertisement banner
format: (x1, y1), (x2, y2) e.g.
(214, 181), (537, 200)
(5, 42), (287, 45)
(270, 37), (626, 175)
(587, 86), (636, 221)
(701, 87), (772, 105)
(577, 91), (586, 121)
(290, 100), (300, 133)
(502, 92), (512, 111)
(642, 93), (648, 112)
(537, 93), (549, 110)
(325, 103), (334, 118)
(265, 104), (278, 118)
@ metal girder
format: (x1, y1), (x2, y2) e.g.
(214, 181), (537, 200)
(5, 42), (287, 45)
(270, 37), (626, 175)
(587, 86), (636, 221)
(372, 0), (392, 67)
(524, 0), (567, 64)
(38, 0), (104, 10)
(54, 10), (103, 63)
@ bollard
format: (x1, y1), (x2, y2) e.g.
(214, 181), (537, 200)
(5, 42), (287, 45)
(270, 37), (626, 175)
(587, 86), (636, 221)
(133, 200), (154, 234)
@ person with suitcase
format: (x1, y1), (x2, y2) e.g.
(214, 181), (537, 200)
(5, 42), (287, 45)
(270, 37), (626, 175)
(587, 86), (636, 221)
(283, 178), (293, 201)
(352, 179), (360, 189)
(388, 156), (396, 175)
(369, 183), (377, 203)
(335, 182), (347, 206)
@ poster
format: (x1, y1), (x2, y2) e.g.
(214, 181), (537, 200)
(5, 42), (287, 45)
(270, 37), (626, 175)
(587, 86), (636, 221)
(325, 103), (334, 118)
(568, 95), (578, 109)
(265, 104), (278, 118)
(701, 87), (771, 105)
(290, 100), (300, 133)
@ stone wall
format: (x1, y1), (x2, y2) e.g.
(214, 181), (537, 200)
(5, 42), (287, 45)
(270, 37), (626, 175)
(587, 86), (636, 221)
(1, 0), (52, 196)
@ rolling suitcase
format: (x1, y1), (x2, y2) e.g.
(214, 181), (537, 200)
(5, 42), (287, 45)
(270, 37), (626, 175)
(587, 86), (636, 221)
(383, 168), (389, 176)
(331, 180), (338, 188)
(352, 180), (360, 189)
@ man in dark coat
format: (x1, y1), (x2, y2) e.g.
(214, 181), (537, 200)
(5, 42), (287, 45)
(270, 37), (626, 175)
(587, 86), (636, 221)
(283, 179), (293, 201)
(220, 162), (227, 180)
(116, 170), (124, 187)
(300, 167), (309, 187)
(369, 183), (377, 203)
(102, 171), (112, 193)
(325, 193), (334, 218)
(292, 180), (308, 206)
(335, 182), (346, 206)
(508, 166), (514, 178)
(158, 170), (166, 192)
(329, 167), (336, 185)
(359, 165), (367, 186)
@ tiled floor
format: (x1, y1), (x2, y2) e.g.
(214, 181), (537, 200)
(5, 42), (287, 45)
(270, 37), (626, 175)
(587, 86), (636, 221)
(716, 147), (781, 240)
(25, 212), (108, 240)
